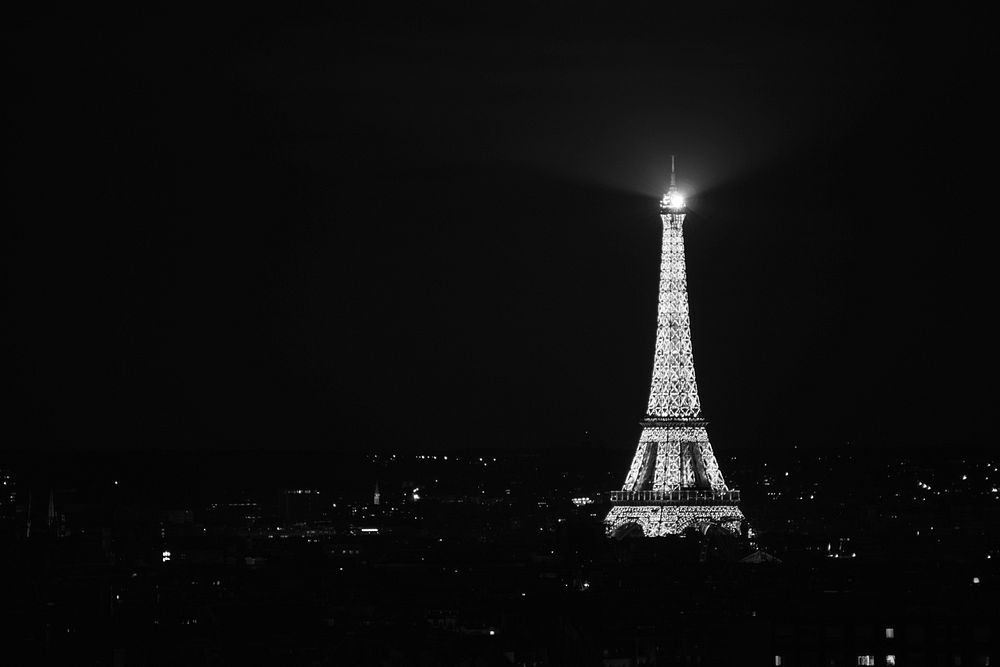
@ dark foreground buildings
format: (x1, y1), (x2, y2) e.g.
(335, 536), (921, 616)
(1, 445), (998, 666)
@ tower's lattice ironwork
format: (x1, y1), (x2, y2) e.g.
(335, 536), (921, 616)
(605, 159), (744, 537)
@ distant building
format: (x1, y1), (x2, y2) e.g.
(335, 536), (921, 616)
(282, 489), (323, 524)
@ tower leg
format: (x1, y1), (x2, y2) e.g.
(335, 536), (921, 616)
(622, 439), (656, 491)
(653, 441), (681, 492)
(694, 442), (728, 491)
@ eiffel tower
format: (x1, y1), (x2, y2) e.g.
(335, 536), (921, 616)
(605, 158), (744, 537)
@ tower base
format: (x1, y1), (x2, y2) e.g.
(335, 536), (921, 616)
(605, 503), (744, 538)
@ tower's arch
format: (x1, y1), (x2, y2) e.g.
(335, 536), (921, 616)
(611, 522), (646, 539)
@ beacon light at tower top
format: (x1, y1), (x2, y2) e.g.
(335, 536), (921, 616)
(663, 190), (686, 211)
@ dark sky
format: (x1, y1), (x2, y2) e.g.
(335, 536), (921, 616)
(4, 5), (996, 453)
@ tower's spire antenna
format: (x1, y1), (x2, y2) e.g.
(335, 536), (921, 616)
(661, 155), (685, 212)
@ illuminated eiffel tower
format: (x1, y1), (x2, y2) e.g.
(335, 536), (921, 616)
(605, 158), (744, 537)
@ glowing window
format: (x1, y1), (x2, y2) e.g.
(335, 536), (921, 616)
(858, 657), (875, 666)
(886, 657), (896, 667)
(885, 627), (895, 639)
(774, 657), (783, 666)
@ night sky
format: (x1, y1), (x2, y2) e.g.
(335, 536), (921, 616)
(5, 6), (995, 453)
